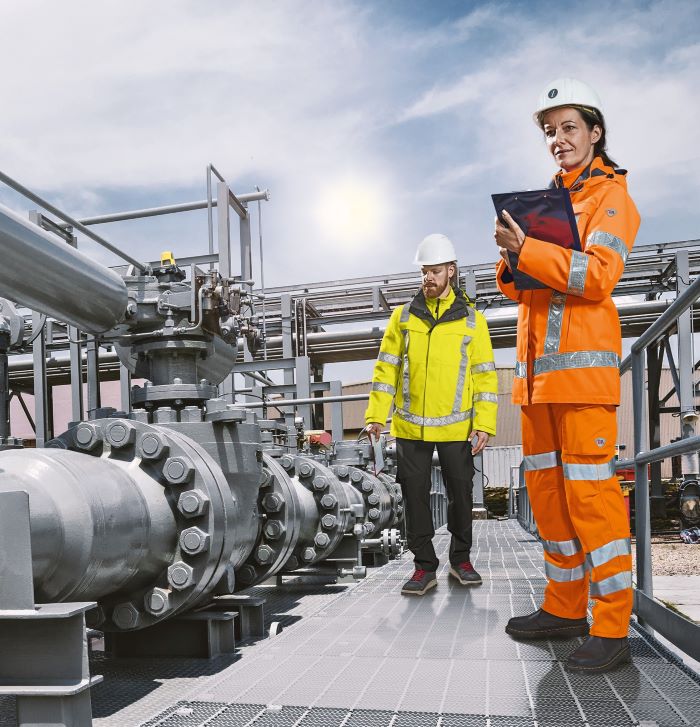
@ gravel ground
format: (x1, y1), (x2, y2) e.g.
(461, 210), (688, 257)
(632, 540), (700, 576)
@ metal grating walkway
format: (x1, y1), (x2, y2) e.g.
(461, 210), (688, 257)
(2, 521), (700, 726)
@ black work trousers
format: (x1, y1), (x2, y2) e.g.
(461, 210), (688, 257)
(396, 438), (474, 572)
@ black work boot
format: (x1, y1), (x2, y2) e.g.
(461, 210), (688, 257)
(401, 569), (437, 595)
(506, 609), (589, 640)
(566, 636), (630, 673)
(449, 561), (482, 585)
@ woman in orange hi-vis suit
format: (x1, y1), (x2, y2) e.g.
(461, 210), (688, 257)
(495, 78), (640, 674)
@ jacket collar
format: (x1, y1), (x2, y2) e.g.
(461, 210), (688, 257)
(409, 286), (473, 327)
(550, 156), (625, 193)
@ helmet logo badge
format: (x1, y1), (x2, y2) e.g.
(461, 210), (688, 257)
(548, 88), (558, 99)
(607, 209), (616, 216)
(595, 437), (606, 448)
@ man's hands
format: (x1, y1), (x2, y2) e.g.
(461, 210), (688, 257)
(494, 210), (525, 255)
(471, 430), (490, 455)
(365, 422), (383, 439)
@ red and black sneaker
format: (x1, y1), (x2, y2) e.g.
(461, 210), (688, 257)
(401, 569), (437, 595)
(449, 561), (482, 585)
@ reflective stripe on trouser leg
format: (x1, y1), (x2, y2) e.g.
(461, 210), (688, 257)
(520, 404), (588, 619)
(560, 403), (633, 638)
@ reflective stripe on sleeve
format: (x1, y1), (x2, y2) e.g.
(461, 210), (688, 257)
(542, 537), (582, 557)
(533, 350), (620, 375)
(473, 392), (498, 404)
(378, 351), (401, 366)
(400, 303), (411, 323)
(371, 382), (396, 395)
(586, 231), (628, 264)
(567, 251), (589, 296)
(589, 570), (632, 597)
(523, 451), (562, 471)
(515, 361), (527, 378)
(401, 330), (410, 410)
(545, 561), (586, 582)
(563, 459), (617, 481)
(585, 537), (631, 570)
(472, 361), (496, 374)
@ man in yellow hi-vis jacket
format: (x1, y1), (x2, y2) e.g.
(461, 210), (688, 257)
(365, 234), (498, 595)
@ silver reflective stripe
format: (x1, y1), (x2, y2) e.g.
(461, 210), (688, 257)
(371, 382), (395, 395)
(533, 350), (620, 375)
(587, 231), (628, 264)
(586, 537), (631, 570)
(545, 561), (586, 582)
(466, 306), (476, 329)
(378, 351), (401, 366)
(523, 451), (562, 471)
(515, 361), (527, 378)
(395, 407), (473, 427)
(474, 392), (498, 404)
(563, 459), (617, 481)
(472, 361), (496, 374)
(542, 537), (582, 557)
(400, 303), (411, 323)
(401, 330), (410, 410)
(567, 251), (588, 296)
(453, 336), (471, 412)
(544, 291), (566, 355)
(589, 570), (632, 597)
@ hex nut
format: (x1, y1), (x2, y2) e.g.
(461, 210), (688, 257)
(237, 564), (258, 585)
(298, 461), (314, 478)
(255, 545), (275, 564)
(112, 602), (141, 629)
(394, 492), (403, 504)
(180, 527), (210, 555)
(336, 465), (349, 477)
(367, 493), (380, 505)
(74, 423), (100, 451)
(320, 493), (337, 510)
(264, 520), (285, 540)
(105, 421), (136, 448)
(285, 555), (300, 570)
(350, 469), (363, 483)
(280, 454), (294, 470)
(368, 508), (380, 520)
(361, 480), (374, 493)
(177, 489), (210, 518)
(139, 432), (169, 460)
(312, 476), (329, 492)
(262, 492), (284, 513)
(162, 456), (194, 485)
(321, 514), (337, 530)
(301, 547), (316, 562)
(314, 532), (330, 548)
(168, 561), (195, 590)
(144, 587), (172, 615)
(363, 522), (375, 535)
(260, 468), (273, 487)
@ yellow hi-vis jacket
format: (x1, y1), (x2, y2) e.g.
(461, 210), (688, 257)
(365, 287), (498, 442)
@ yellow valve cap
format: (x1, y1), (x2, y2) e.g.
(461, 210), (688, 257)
(160, 251), (176, 267)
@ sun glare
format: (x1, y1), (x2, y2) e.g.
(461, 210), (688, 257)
(314, 178), (385, 247)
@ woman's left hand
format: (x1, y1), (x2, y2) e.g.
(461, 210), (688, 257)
(494, 210), (526, 254)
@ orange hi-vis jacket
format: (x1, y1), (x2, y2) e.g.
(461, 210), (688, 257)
(496, 156), (640, 405)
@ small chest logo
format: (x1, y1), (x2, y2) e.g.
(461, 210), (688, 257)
(606, 208), (616, 216)
(595, 437), (606, 448)
(548, 88), (558, 99)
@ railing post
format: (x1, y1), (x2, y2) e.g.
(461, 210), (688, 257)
(632, 348), (653, 624)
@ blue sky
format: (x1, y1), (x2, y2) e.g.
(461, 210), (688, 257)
(1, 0), (699, 380)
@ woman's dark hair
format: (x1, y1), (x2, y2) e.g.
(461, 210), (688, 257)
(537, 106), (618, 169)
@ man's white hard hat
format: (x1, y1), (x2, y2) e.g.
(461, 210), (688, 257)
(413, 233), (457, 266)
(534, 78), (603, 123)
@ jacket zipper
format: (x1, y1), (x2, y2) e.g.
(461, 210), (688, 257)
(421, 299), (439, 438)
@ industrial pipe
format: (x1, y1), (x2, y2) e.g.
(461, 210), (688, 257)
(0, 202), (128, 334)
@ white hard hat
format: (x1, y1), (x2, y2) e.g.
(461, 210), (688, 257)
(534, 78), (603, 123)
(413, 233), (457, 266)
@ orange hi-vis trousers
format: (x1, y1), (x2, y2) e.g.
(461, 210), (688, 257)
(522, 403), (633, 638)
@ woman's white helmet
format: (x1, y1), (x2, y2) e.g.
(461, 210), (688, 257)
(534, 78), (603, 124)
(413, 233), (457, 266)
